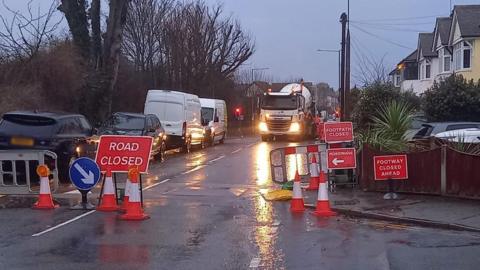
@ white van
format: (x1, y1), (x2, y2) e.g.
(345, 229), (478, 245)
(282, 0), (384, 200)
(144, 90), (204, 152)
(200, 98), (227, 144)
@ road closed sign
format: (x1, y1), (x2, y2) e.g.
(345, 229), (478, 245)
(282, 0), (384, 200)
(324, 122), (353, 143)
(95, 135), (153, 173)
(374, 155), (408, 180)
(327, 148), (356, 169)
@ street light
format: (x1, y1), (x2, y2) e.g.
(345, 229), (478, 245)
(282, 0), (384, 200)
(317, 49), (341, 118)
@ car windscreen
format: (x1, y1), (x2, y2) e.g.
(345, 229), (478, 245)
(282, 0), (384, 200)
(201, 108), (214, 122)
(414, 125), (433, 137)
(0, 114), (57, 137)
(101, 114), (145, 131)
(261, 95), (298, 110)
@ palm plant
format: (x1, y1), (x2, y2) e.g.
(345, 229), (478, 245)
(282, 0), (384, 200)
(357, 100), (414, 153)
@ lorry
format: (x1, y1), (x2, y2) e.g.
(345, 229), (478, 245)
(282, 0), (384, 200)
(258, 83), (316, 141)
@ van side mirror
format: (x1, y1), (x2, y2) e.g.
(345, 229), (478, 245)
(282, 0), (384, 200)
(214, 116), (219, 123)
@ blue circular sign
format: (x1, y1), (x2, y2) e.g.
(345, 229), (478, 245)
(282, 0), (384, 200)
(69, 157), (101, 190)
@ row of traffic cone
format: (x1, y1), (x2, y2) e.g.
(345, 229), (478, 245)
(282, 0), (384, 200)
(290, 155), (335, 217)
(33, 165), (149, 221)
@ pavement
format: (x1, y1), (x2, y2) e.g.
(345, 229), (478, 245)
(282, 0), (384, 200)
(303, 189), (480, 232)
(1, 136), (480, 269)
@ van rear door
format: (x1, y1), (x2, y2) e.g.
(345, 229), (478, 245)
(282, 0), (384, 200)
(145, 100), (185, 137)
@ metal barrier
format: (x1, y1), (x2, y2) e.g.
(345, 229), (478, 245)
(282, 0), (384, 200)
(0, 150), (59, 195)
(270, 144), (327, 183)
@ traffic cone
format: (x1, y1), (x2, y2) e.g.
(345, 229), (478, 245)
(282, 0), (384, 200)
(120, 176), (131, 211)
(290, 170), (305, 212)
(32, 165), (58, 209)
(97, 169), (119, 212)
(119, 167), (149, 221)
(306, 154), (320, 190)
(313, 170), (336, 217)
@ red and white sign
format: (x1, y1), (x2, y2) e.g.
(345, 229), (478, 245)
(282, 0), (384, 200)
(95, 135), (153, 173)
(327, 148), (356, 169)
(324, 122), (353, 143)
(373, 155), (408, 181)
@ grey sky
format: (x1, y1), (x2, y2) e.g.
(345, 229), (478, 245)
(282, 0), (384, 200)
(3, 0), (480, 88)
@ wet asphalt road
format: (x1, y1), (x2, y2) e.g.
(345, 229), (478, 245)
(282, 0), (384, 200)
(1, 137), (480, 270)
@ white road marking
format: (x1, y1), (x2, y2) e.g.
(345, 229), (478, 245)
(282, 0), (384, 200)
(246, 143), (256, 147)
(142, 178), (171, 191)
(273, 220), (281, 226)
(181, 165), (207, 175)
(32, 210), (96, 237)
(249, 257), (261, 268)
(63, 190), (93, 195)
(231, 148), (242, 154)
(208, 155), (225, 163)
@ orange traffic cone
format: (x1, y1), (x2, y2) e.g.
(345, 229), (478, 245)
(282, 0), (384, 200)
(290, 170), (305, 212)
(97, 169), (119, 212)
(32, 165), (58, 209)
(119, 167), (149, 221)
(306, 154), (320, 190)
(120, 176), (131, 211)
(313, 170), (336, 217)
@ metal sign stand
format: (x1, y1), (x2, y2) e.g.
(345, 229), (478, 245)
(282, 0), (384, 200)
(383, 178), (399, 200)
(71, 189), (95, 210)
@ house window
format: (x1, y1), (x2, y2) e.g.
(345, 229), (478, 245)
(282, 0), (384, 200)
(454, 40), (473, 70)
(425, 61), (431, 79)
(394, 74), (401, 87)
(444, 55), (451, 72)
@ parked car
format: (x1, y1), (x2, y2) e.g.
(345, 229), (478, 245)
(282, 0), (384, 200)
(0, 111), (94, 182)
(144, 90), (204, 152)
(200, 98), (227, 145)
(435, 128), (480, 143)
(101, 112), (167, 161)
(405, 113), (427, 141)
(412, 122), (480, 140)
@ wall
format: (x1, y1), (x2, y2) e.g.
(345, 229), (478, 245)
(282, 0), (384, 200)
(400, 79), (433, 95)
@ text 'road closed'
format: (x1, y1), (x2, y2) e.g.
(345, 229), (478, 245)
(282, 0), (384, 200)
(95, 135), (153, 173)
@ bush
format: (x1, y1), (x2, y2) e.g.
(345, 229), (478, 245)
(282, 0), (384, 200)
(423, 75), (480, 122)
(352, 82), (420, 130)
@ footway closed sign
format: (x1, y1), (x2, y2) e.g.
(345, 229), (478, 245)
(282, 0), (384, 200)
(373, 155), (408, 180)
(95, 135), (153, 173)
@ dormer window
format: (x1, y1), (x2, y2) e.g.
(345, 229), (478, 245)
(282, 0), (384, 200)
(454, 40), (473, 70)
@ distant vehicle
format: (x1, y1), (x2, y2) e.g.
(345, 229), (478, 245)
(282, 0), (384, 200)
(405, 113), (427, 141)
(413, 122), (480, 140)
(0, 111), (93, 182)
(200, 98), (227, 145)
(144, 90), (204, 152)
(258, 83), (316, 141)
(94, 112), (167, 161)
(435, 128), (480, 143)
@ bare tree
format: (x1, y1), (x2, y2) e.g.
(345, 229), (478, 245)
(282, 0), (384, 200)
(59, 0), (130, 122)
(0, 0), (62, 60)
(159, 2), (254, 97)
(352, 53), (390, 87)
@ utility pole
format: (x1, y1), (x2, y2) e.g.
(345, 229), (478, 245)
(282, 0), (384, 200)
(345, 28), (351, 120)
(340, 13), (347, 121)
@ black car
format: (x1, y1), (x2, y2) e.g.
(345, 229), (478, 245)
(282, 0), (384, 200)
(96, 112), (167, 161)
(0, 111), (94, 182)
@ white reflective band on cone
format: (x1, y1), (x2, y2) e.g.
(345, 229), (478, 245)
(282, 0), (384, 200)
(39, 177), (50, 194)
(309, 162), (319, 177)
(125, 179), (131, 196)
(104, 176), (115, 194)
(129, 183), (140, 202)
(319, 183), (328, 200)
(292, 182), (303, 199)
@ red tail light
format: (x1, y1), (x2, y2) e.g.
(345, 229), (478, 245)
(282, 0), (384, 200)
(182, 122), (187, 137)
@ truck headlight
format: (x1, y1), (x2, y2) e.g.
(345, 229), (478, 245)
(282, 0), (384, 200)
(289, 122), (301, 132)
(259, 122), (268, 132)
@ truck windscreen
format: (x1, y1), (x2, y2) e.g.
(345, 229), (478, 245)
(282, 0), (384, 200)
(261, 96), (297, 110)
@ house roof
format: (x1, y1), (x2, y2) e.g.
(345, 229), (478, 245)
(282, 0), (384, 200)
(454, 5), (480, 38)
(390, 49), (418, 75)
(433, 17), (452, 48)
(418, 33), (437, 58)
